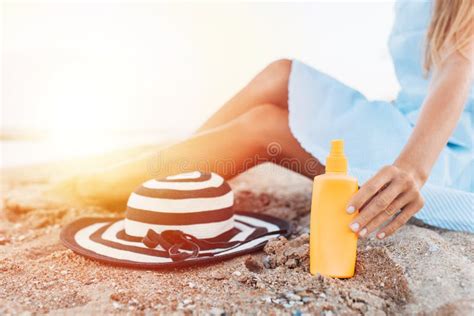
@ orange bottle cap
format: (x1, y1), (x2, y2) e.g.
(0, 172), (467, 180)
(325, 139), (348, 173)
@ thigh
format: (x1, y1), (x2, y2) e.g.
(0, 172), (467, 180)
(197, 59), (292, 133)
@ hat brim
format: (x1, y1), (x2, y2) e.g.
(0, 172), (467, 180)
(60, 211), (289, 269)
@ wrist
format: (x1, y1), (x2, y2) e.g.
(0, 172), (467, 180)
(393, 159), (429, 187)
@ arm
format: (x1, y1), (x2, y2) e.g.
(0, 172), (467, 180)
(347, 49), (473, 239)
(396, 52), (472, 184)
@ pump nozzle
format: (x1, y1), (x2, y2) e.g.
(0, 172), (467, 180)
(325, 139), (348, 173)
(330, 139), (344, 156)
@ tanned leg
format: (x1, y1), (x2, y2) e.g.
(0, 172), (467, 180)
(197, 59), (292, 132)
(64, 104), (322, 210)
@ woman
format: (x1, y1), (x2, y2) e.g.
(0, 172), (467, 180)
(56, 0), (474, 236)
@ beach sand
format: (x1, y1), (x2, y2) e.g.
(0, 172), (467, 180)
(1, 148), (473, 315)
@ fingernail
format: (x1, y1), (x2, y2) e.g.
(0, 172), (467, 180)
(350, 223), (360, 232)
(359, 228), (367, 237)
(377, 232), (386, 239)
(346, 205), (355, 214)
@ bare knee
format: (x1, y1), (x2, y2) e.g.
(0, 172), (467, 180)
(254, 59), (292, 104)
(234, 104), (288, 151)
(262, 59), (292, 85)
(265, 59), (292, 76)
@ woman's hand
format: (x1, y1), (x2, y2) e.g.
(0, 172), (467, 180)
(346, 165), (425, 239)
(343, 47), (472, 239)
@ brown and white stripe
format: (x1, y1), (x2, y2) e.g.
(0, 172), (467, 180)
(125, 172), (234, 239)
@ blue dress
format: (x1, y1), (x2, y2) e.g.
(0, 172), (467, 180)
(288, 0), (473, 232)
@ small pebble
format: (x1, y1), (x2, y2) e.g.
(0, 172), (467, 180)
(429, 244), (439, 252)
(232, 271), (242, 277)
(263, 256), (273, 269)
(237, 274), (250, 283)
(209, 271), (227, 280)
(0, 236), (10, 245)
(293, 295), (302, 301)
(285, 292), (302, 301)
(210, 307), (225, 315)
(188, 282), (196, 289)
(285, 258), (298, 268)
(261, 296), (272, 304)
(244, 256), (263, 273)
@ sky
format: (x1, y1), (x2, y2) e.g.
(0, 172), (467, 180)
(1, 1), (399, 165)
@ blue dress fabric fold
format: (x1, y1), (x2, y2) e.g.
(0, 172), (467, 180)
(288, 0), (473, 232)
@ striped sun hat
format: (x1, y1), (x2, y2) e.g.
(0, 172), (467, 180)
(61, 171), (289, 268)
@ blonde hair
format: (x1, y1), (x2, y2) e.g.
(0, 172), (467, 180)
(424, 0), (474, 73)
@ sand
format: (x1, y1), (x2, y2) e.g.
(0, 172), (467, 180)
(1, 150), (473, 315)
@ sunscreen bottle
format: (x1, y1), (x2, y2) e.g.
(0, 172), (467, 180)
(310, 139), (358, 278)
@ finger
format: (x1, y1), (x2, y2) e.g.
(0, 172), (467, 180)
(346, 166), (394, 216)
(383, 191), (417, 218)
(377, 198), (424, 239)
(362, 192), (413, 237)
(352, 179), (405, 236)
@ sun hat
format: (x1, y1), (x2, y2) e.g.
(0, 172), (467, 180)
(60, 171), (289, 269)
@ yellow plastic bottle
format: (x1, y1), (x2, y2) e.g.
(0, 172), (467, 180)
(310, 139), (358, 278)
